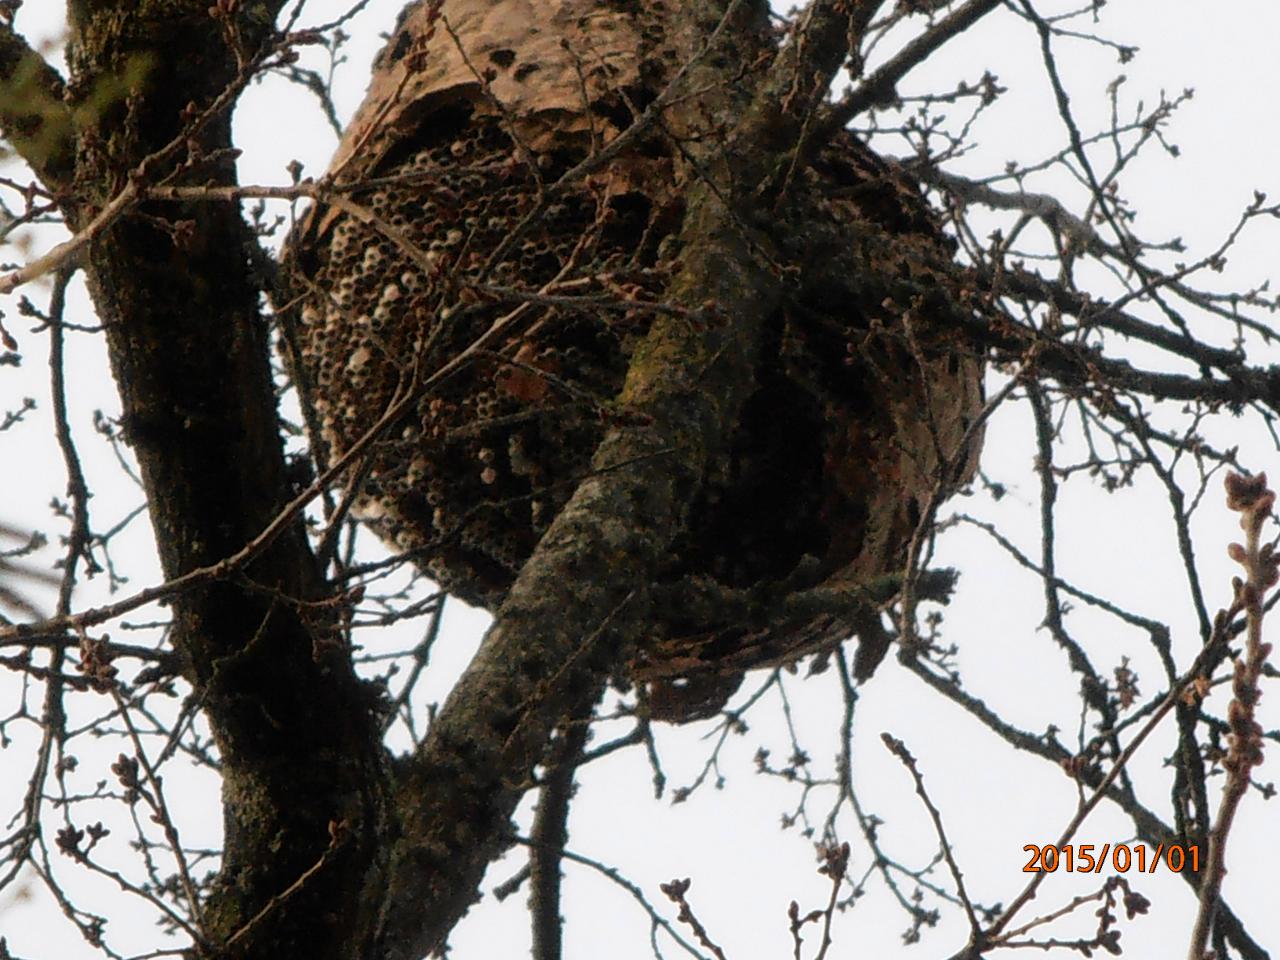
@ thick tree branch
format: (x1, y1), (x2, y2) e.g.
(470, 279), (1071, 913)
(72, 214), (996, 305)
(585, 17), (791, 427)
(0, 23), (74, 190)
(64, 4), (390, 957)
(375, 175), (786, 960)
(370, 1), (883, 954)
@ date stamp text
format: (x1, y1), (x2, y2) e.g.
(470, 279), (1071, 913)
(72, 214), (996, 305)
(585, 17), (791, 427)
(1023, 843), (1199, 874)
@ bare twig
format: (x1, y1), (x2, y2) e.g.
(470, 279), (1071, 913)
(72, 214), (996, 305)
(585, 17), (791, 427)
(1187, 472), (1276, 960)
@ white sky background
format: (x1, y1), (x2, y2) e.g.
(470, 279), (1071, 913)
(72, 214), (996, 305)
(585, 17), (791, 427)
(1, 1), (1279, 958)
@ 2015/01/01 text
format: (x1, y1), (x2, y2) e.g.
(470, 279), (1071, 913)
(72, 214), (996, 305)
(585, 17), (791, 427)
(1023, 844), (1199, 874)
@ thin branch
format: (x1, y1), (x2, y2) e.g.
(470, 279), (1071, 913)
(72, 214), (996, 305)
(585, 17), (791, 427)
(1187, 473), (1276, 959)
(881, 734), (981, 938)
(825, 0), (1005, 128)
(529, 696), (594, 960)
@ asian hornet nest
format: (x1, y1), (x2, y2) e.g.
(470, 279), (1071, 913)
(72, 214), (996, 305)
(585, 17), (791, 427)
(281, 0), (983, 721)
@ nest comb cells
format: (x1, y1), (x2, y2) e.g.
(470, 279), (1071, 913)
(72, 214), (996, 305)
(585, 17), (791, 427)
(280, 0), (984, 721)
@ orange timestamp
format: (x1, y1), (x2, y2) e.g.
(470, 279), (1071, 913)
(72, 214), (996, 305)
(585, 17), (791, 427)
(1023, 843), (1200, 874)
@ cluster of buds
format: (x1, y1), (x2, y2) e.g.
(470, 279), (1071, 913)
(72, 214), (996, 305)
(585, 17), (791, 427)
(76, 630), (119, 693)
(1222, 471), (1277, 775)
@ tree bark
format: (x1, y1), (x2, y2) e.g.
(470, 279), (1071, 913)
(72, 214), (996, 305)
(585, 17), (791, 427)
(55, 4), (392, 956)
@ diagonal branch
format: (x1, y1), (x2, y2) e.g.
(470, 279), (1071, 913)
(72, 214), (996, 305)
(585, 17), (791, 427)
(374, 172), (787, 960)
(827, 0), (1005, 128)
(370, 1), (889, 955)
(0, 24), (74, 190)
